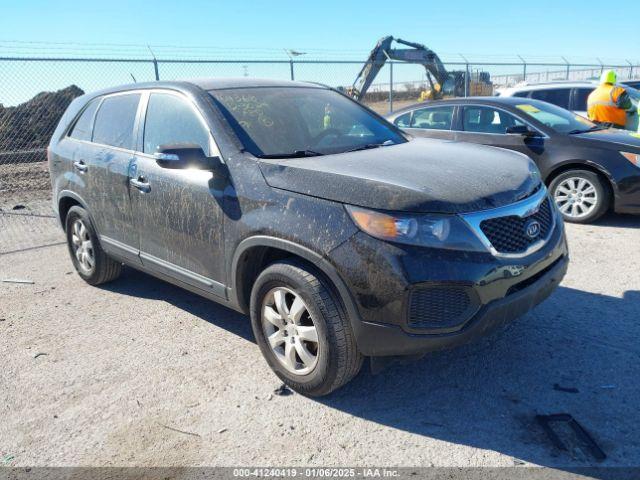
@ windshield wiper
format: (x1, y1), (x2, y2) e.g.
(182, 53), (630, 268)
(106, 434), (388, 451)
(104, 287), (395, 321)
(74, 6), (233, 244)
(256, 149), (324, 159)
(568, 126), (607, 134)
(343, 139), (395, 153)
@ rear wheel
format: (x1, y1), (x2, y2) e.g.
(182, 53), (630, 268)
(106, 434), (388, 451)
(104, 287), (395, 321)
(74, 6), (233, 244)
(549, 170), (609, 223)
(250, 260), (363, 397)
(65, 206), (122, 285)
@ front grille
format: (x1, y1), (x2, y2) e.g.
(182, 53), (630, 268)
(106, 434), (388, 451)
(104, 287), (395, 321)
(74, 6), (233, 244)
(480, 198), (553, 254)
(407, 286), (477, 330)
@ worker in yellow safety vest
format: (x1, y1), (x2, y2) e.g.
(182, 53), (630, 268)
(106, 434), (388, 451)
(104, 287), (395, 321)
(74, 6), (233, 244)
(587, 70), (632, 129)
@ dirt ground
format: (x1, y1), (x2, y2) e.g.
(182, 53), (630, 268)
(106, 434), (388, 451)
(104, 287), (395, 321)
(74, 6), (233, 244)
(1, 196), (639, 471)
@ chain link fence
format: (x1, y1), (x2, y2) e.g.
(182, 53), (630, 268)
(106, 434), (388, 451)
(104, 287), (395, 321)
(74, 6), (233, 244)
(1, 56), (638, 254)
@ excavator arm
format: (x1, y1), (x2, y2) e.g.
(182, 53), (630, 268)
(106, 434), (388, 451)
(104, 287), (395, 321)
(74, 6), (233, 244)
(350, 36), (454, 101)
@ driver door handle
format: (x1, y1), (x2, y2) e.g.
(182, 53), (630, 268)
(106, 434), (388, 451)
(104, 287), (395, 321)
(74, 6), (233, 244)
(130, 176), (151, 193)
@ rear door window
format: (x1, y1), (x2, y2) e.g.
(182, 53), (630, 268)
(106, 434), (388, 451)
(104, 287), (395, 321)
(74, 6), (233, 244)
(409, 106), (454, 130)
(530, 88), (571, 109)
(512, 91), (531, 98)
(92, 93), (141, 150)
(143, 93), (211, 154)
(68, 99), (100, 141)
(461, 106), (524, 134)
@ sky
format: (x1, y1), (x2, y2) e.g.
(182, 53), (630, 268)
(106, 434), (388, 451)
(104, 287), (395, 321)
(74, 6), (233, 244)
(2, 0), (639, 62)
(1, 0), (639, 105)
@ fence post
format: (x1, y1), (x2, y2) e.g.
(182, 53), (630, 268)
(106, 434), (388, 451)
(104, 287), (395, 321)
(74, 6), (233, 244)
(290, 60), (294, 81)
(517, 55), (527, 83)
(389, 61), (394, 112)
(459, 54), (469, 97)
(562, 56), (570, 80)
(383, 51), (393, 113)
(626, 60), (633, 79)
(147, 45), (159, 81)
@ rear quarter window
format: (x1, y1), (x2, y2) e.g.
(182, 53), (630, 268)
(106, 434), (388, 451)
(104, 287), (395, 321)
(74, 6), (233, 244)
(393, 112), (412, 127)
(68, 99), (100, 141)
(92, 93), (141, 150)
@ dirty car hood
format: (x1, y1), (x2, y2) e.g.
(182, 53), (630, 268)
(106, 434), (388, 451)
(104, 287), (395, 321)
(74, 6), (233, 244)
(258, 138), (541, 214)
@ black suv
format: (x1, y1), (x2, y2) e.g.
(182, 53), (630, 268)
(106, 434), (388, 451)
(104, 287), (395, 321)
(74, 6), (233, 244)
(49, 79), (568, 396)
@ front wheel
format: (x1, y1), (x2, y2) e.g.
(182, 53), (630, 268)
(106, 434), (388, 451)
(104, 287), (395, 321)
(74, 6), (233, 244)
(250, 260), (363, 397)
(549, 170), (610, 223)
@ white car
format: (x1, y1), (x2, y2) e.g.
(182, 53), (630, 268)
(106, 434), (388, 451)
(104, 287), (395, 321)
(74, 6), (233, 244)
(498, 80), (639, 130)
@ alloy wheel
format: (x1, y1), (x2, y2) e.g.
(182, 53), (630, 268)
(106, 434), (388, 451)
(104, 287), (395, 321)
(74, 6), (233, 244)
(261, 287), (320, 375)
(71, 219), (95, 273)
(554, 177), (598, 219)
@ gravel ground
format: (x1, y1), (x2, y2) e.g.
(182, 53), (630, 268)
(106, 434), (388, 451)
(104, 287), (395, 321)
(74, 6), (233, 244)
(0, 212), (639, 472)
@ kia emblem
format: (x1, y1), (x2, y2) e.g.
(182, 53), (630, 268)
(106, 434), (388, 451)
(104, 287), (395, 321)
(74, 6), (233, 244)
(525, 219), (541, 239)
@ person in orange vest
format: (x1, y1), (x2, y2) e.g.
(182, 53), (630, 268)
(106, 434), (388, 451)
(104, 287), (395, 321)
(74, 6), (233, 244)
(587, 70), (632, 129)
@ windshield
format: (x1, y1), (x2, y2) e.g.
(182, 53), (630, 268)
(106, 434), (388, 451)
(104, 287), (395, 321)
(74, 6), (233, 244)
(209, 87), (406, 157)
(513, 100), (598, 134)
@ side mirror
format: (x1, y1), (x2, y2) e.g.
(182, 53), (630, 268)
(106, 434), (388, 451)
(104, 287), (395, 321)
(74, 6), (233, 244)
(154, 143), (226, 174)
(505, 125), (537, 137)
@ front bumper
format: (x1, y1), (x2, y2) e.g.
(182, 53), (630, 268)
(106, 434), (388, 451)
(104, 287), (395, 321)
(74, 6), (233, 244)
(328, 195), (569, 357)
(351, 253), (567, 356)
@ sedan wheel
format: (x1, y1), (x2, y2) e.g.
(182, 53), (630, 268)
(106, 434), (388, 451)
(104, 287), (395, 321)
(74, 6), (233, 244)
(554, 176), (598, 220)
(261, 286), (319, 376)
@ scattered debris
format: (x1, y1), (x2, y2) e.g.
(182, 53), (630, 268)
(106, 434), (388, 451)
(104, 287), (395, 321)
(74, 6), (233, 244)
(217, 428), (228, 434)
(186, 402), (200, 408)
(33, 352), (48, 359)
(12, 204), (26, 210)
(1, 278), (35, 284)
(156, 421), (201, 438)
(136, 399), (142, 408)
(2, 455), (15, 465)
(265, 393), (273, 401)
(553, 383), (579, 394)
(536, 414), (606, 462)
(0, 318), (6, 322)
(274, 384), (293, 396)
(513, 458), (526, 466)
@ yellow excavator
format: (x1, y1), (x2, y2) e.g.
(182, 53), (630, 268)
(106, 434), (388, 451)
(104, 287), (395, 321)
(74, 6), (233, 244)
(348, 36), (492, 102)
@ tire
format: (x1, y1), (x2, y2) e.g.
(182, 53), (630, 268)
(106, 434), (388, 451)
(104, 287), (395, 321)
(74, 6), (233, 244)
(549, 169), (610, 224)
(65, 206), (122, 285)
(250, 260), (363, 397)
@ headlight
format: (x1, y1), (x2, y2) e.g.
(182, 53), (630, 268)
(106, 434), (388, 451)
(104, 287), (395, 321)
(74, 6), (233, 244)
(620, 151), (640, 167)
(345, 205), (487, 251)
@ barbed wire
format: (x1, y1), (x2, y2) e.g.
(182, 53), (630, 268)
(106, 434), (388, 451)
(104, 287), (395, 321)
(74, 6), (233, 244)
(1, 40), (637, 64)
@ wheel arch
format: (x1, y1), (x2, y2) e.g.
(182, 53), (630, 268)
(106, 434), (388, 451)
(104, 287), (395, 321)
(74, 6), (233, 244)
(544, 161), (615, 206)
(229, 236), (361, 328)
(57, 190), (91, 227)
